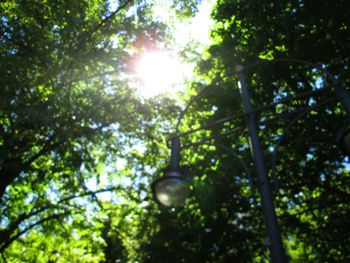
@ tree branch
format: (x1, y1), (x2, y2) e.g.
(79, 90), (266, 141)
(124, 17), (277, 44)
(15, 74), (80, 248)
(0, 212), (70, 253)
(23, 139), (63, 169)
(0, 186), (126, 252)
(95, 0), (134, 33)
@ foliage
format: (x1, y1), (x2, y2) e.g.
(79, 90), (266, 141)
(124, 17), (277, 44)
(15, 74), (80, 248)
(0, 0), (182, 261)
(1, 0), (350, 262)
(168, 0), (350, 261)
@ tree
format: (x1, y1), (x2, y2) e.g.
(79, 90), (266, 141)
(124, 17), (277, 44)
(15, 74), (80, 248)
(162, 0), (350, 261)
(4, 0), (349, 262)
(0, 0), (189, 260)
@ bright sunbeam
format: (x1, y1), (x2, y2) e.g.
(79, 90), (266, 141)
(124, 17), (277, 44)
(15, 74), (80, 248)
(136, 51), (185, 97)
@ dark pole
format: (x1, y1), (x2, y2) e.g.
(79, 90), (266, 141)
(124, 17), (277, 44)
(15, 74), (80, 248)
(334, 85), (350, 121)
(236, 67), (287, 263)
(170, 136), (181, 171)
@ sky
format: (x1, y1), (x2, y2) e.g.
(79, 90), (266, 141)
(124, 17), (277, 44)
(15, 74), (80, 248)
(134, 0), (215, 98)
(155, 0), (214, 48)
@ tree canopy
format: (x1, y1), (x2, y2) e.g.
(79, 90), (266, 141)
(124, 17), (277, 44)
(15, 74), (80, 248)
(0, 0), (191, 261)
(1, 0), (350, 262)
(174, 0), (350, 261)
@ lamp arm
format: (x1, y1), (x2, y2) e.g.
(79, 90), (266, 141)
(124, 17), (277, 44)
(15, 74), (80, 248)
(174, 58), (349, 136)
(270, 96), (340, 190)
(182, 141), (253, 188)
(243, 58), (336, 81)
(170, 80), (342, 145)
(174, 93), (342, 195)
(243, 58), (350, 118)
(176, 136), (256, 202)
(175, 75), (234, 134)
(175, 84), (211, 133)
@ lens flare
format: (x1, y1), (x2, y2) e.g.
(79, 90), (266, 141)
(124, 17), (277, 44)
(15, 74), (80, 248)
(136, 51), (184, 97)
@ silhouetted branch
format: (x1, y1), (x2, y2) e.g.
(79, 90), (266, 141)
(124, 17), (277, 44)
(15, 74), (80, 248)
(0, 186), (126, 252)
(95, 0), (134, 32)
(0, 212), (70, 253)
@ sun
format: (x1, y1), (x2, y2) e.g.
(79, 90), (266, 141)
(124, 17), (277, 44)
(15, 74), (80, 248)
(136, 51), (185, 97)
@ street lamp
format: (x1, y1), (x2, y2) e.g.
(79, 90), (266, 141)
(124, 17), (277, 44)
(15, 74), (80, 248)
(151, 58), (350, 262)
(151, 170), (190, 207)
(151, 136), (191, 207)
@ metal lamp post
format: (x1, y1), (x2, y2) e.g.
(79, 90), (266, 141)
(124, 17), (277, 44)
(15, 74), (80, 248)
(151, 58), (350, 262)
(236, 66), (286, 262)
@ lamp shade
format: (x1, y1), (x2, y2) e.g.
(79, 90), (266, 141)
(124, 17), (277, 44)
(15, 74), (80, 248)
(342, 131), (350, 154)
(336, 125), (350, 155)
(151, 171), (190, 207)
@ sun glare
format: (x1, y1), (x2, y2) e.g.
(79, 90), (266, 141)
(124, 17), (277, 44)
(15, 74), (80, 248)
(136, 52), (185, 97)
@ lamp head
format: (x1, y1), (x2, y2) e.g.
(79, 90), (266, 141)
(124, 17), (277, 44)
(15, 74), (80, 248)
(151, 170), (190, 207)
(336, 125), (350, 156)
